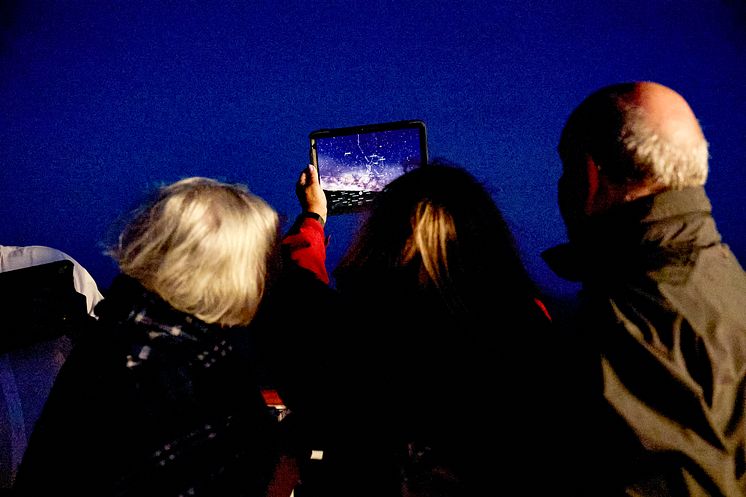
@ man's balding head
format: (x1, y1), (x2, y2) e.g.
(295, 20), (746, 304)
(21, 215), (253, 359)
(559, 81), (709, 190)
(630, 82), (705, 148)
(557, 82), (709, 237)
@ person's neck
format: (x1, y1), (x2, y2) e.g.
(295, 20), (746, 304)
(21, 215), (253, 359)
(588, 178), (665, 217)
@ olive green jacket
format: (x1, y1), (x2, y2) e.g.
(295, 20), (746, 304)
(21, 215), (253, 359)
(544, 187), (746, 497)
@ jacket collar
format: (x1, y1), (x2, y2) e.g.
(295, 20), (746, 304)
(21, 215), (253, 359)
(543, 187), (720, 283)
(95, 275), (217, 342)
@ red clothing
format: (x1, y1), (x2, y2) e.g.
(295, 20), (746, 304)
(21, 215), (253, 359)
(280, 217), (329, 285)
(281, 216), (554, 322)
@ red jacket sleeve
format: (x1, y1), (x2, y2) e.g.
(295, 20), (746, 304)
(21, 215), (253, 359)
(533, 297), (552, 322)
(281, 216), (330, 285)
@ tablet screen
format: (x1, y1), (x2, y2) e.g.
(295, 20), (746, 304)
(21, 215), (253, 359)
(311, 120), (427, 193)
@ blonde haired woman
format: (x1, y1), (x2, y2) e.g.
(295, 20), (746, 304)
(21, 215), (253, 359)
(15, 178), (282, 496)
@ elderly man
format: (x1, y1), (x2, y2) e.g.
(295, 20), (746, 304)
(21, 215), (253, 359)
(544, 82), (746, 496)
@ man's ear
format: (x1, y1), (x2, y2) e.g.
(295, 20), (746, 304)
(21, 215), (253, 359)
(583, 156), (601, 215)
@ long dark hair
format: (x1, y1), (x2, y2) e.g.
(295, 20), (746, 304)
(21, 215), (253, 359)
(334, 160), (537, 315)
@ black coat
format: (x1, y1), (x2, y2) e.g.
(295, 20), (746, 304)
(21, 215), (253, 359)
(14, 275), (280, 497)
(257, 261), (562, 497)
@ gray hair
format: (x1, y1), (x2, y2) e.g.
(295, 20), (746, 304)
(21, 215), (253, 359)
(110, 177), (279, 327)
(620, 106), (709, 189)
(559, 83), (709, 190)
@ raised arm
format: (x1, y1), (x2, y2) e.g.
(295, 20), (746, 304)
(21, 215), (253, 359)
(281, 164), (330, 284)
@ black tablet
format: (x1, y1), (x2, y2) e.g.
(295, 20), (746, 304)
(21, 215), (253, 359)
(309, 119), (428, 214)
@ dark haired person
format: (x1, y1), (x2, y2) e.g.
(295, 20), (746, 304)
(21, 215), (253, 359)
(544, 81), (746, 496)
(265, 162), (559, 497)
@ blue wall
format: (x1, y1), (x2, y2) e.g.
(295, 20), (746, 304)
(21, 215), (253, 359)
(2, 1), (745, 306)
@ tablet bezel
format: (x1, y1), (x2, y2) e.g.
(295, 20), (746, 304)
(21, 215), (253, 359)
(309, 119), (429, 193)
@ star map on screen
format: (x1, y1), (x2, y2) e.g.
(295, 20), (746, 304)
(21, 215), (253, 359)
(315, 126), (425, 192)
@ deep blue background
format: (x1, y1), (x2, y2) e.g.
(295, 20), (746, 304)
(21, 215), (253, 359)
(2, 1), (745, 307)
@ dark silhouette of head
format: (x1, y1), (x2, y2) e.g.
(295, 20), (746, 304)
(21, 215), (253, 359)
(335, 160), (535, 314)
